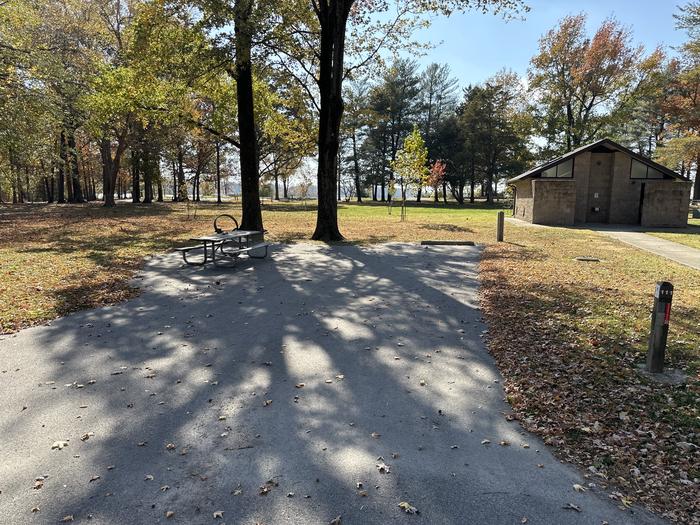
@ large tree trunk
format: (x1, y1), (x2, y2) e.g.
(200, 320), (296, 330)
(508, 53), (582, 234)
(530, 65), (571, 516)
(312, 0), (351, 241)
(235, 0), (263, 231)
(694, 156), (700, 201)
(274, 174), (279, 201)
(101, 139), (116, 207)
(100, 135), (127, 207)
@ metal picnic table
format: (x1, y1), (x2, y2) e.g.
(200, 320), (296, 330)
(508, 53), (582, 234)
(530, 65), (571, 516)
(177, 229), (269, 266)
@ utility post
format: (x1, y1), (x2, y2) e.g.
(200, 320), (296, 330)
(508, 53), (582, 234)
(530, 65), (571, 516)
(496, 211), (504, 242)
(646, 281), (673, 373)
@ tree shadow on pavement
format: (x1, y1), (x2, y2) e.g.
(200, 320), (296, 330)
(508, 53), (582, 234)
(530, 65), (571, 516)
(0, 244), (663, 525)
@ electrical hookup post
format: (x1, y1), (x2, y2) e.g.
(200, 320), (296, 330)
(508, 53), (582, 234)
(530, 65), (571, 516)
(646, 281), (674, 373)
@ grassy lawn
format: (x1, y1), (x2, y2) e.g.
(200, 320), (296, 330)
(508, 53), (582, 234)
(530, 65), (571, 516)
(647, 215), (700, 250)
(1, 199), (698, 521)
(0, 200), (504, 333)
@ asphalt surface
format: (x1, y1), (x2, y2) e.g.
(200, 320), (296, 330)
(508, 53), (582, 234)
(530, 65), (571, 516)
(0, 243), (666, 524)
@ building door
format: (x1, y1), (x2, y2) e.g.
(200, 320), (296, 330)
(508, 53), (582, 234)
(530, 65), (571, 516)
(586, 153), (613, 223)
(637, 183), (646, 224)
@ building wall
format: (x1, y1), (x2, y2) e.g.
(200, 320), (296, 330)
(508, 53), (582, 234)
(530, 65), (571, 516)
(513, 180), (533, 222)
(586, 153), (613, 222)
(573, 152), (591, 223)
(532, 179), (576, 225)
(608, 151), (643, 224)
(641, 181), (692, 227)
(513, 147), (690, 226)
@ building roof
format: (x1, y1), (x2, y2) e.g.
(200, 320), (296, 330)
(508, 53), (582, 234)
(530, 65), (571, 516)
(507, 138), (688, 184)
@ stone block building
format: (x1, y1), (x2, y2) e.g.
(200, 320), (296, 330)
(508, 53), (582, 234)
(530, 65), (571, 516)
(509, 139), (691, 227)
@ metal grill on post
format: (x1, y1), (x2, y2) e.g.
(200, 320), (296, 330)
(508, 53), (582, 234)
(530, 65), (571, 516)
(646, 281), (673, 373)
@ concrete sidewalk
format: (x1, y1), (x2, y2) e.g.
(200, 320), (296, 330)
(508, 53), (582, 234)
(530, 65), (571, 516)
(596, 229), (700, 270)
(0, 244), (664, 524)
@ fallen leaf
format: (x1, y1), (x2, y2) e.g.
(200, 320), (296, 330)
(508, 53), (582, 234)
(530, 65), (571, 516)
(263, 399), (273, 406)
(573, 484), (587, 492)
(370, 432), (381, 439)
(89, 475), (100, 482)
(80, 432), (94, 442)
(213, 510), (224, 519)
(398, 501), (419, 514)
(563, 503), (581, 512)
(51, 440), (69, 451)
(60, 516), (74, 523)
(144, 474), (154, 481)
(165, 510), (175, 519)
(165, 443), (176, 450)
(330, 516), (342, 525)
(295, 383), (305, 388)
(481, 439), (491, 445)
(376, 462), (391, 474)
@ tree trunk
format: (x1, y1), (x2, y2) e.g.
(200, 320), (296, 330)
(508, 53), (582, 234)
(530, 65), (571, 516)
(234, 0), (263, 231)
(469, 161), (475, 203)
(143, 142), (153, 204)
(274, 174), (279, 201)
(312, 0), (350, 241)
(351, 131), (362, 202)
(416, 187), (421, 203)
(131, 148), (141, 202)
(57, 132), (66, 203)
(283, 178), (288, 199)
(177, 146), (187, 201)
(100, 135), (127, 207)
(694, 156), (700, 201)
(156, 157), (163, 202)
(67, 128), (83, 202)
(442, 181), (447, 203)
(216, 141), (222, 204)
(172, 159), (177, 201)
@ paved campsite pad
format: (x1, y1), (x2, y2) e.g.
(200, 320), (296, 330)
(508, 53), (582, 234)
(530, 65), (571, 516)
(0, 243), (664, 524)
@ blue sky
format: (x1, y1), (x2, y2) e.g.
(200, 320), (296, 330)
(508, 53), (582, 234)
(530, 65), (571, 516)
(413, 0), (688, 87)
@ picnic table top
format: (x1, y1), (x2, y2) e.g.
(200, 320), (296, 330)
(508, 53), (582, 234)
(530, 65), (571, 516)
(189, 230), (263, 242)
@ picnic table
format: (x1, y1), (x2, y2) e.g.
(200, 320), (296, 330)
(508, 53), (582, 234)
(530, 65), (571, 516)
(176, 228), (269, 266)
